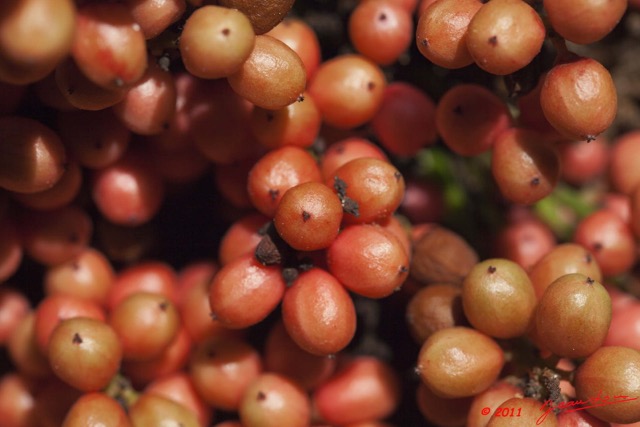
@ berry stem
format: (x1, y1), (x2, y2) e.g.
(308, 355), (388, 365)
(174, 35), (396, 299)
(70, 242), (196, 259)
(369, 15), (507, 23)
(104, 373), (140, 410)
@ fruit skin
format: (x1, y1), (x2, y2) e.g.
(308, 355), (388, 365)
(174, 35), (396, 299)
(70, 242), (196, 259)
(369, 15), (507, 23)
(0, 116), (67, 194)
(208, 254), (286, 329)
(574, 346), (640, 424)
(239, 373), (311, 427)
(312, 356), (401, 426)
(0, 0), (76, 85)
(308, 54), (387, 130)
(61, 392), (131, 427)
(128, 392), (200, 427)
(179, 5), (255, 79)
(348, 0), (413, 66)
(415, 0), (482, 69)
(466, 0), (545, 75)
(540, 56), (617, 141)
(416, 326), (504, 399)
(281, 267), (357, 356)
(326, 223), (409, 299)
(47, 317), (123, 392)
(434, 83), (512, 157)
(273, 182), (343, 251)
(218, 0), (295, 34)
(227, 34), (306, 110)
(490, 127), (561, 206)
(189, 335), (263, 412)
(535, 273), (611, 358)
(461, 258), (536, 339)
(543, 0), (628, 45)
(71, 2), (148, 90)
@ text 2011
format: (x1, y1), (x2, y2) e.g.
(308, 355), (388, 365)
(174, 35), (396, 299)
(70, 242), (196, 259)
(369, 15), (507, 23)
(494, 407), (522, 417)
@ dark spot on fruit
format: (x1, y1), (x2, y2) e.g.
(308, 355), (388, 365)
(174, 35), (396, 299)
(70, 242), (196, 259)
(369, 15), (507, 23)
(297, 94), (305, 102)
(585, 135), (596, 142)
(342, 196), (360, 217)
(207, 347), (217, 358)
(67, 86), (75, 95)
(114, 78), (124, 87)
(333, 176), (360, 216)
(399, 265), (409, 274)
(282, 267), (298, 286)
(258, 221), (272, 236)
(585, 252), (593, 263)
(333, 176), (348, 197)
(162, 121), (170, 130)
(72, 333), (83, 344)
(302, 210), (311, 222)
(592, 242), (603, 252)
(209, 312), (218, 321)
(257, 391), (266, 401)
(367, 81), (375, 91)
(453, 105), (463, 115)
(421, 38), (428, 47)
(68, 232), (80, 243)
(586, 277), (595, 285)
(71, 261), (80, 271)
(488, 265), (497, 274)
(488, 35), (498, 46)
(378, 12), (387, 21)
(158, 300), (169, 311)
(255, 234), (282, 265)
(268, 188), (279, 201)
(394, 171), (402, 181)
(221, 28), (230, 36)
(530, 177), (540, 186)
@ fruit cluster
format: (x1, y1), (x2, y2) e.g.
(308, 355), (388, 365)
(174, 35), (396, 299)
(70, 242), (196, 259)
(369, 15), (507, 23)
(1, 0), (640, 426)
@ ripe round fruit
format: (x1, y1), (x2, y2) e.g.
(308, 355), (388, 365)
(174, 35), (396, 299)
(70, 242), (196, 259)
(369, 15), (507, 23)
(281, 268), (357, 356)
(239, 373), (311, 427)
(543, 0), (627, 45)
(47, 317), (122, 392)
(308, 54), (386, 129)
(273, 182), (343, 251)
(227, 34), (306, 110)
(180, 5), (255, 79)
(574, 346), (640, 424)
(416, 326), (504, 398)
(466, 0), (545, 75)
(540, 56), (617, 141)
(535, 273), (611, 358)
(0, 0), (76, 85)
(415, 0), (482, 69)
(0, 116), (66, 194)
(490, 127), (561, 206)
(328, 157), (405, 225)
(327, 224), (409, 298)
(462, 258), (536, 339)
(218, 0), (295, 34)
